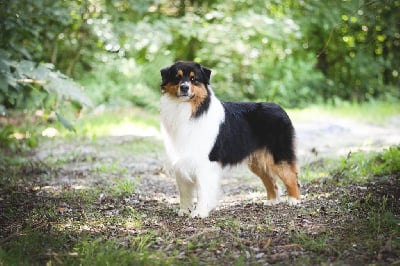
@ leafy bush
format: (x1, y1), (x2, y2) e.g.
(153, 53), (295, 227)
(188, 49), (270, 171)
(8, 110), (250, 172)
(0, 50), (91, 117)
(183, 11), (326, 106)
(0, 50), (92, 148)
(0, 0), (96, 148)
(95, 0), (399, 107)
(1, 0), (399, 130)
(79, 55), (171, 110)
(0, 50), (91, 109)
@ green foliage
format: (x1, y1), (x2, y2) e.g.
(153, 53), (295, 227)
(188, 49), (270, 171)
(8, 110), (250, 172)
(300, 145), (400, 184)
(0, 50), (91, 145)
(0, 125), (18, 149)
(0, 124), (39, 152)
(0, 0), (93, 146)
(336, 146), (400, 183)
(0, 0), (100, 77)
(0, 49), (91, 112)
(1, 0), (399, 150)
(79, 55), (171, 109)
(170, 9), (326, 106)
(99, 0), (399, 106)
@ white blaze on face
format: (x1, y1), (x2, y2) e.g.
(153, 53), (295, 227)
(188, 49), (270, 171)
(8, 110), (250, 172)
(178, 81), (191, 97)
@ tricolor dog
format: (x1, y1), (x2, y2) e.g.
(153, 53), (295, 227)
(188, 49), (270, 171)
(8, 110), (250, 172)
(160, 61), (300, 218)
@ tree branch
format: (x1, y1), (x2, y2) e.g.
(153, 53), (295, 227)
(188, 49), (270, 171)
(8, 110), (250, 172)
(17, 79), (48, 85)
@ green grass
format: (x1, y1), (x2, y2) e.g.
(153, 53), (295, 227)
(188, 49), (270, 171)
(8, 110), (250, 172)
(288, 101), (400, 125)
(300, 145), (400, 184)
(66, 235), (166, 266)
(75, 107), (160, 138)
(0, 231), (70, 265)
(108, 178), (138, 197)
(293, 204), (398, 258)
(3, 101), (398, 152)
(12, 106), (161, 142)
(0, 232), (164, 266)
(291, 231), (332, 254)
(332, 146), (400, 184)
(293, 146), (399, 264)
(76, 102), (398, 138)
(108, 137), (163, 155)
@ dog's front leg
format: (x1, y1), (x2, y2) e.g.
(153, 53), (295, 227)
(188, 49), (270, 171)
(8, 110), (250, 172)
(174, 166), (196, 216)
(191, 163), (222, 218)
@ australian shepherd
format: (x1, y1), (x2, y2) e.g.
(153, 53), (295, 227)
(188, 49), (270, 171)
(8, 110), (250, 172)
(160, 61), (300, 218)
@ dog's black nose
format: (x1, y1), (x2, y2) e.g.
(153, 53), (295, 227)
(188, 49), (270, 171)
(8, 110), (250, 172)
(180, 83), (189, 93)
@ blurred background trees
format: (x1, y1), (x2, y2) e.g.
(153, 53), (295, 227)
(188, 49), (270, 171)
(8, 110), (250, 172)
(1, 0), (399, 114)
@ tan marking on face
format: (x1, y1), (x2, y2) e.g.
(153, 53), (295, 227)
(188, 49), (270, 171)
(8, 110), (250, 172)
(188, 83), (208, 114)
(162, 82), (179, 96)
(177, 69), (183, 78)
(189, 71), (195, 79)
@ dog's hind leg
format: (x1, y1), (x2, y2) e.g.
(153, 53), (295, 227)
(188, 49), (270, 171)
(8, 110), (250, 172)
(248, 151), (281, 204)
(272, 161), (301, 205)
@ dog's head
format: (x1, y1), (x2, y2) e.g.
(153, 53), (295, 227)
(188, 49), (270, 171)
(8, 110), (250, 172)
(160, 61), (211, 101)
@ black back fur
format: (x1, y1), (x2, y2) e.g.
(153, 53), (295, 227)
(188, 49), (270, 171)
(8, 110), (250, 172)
(208, 102), (296, 166)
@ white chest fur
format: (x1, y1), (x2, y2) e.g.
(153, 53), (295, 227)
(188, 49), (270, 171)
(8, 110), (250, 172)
(160, 93), (225, 167)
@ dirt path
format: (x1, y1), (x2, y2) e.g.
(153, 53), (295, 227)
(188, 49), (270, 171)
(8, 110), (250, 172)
(295, 115), (400, 165)
(34, 114), (399, 206)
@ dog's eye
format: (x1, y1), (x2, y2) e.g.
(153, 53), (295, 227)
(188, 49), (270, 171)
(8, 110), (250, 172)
(173, 75), (181, 83)
(190, 77), (196, 82)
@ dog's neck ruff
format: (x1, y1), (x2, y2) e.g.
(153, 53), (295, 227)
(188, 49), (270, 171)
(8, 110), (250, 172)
(160, 89), (225, 166)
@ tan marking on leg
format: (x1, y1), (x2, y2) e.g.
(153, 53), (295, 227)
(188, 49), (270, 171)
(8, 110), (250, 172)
(248, 150), (279, 200)
(271, 161), (301, 199)
(248, 150), (301, 201)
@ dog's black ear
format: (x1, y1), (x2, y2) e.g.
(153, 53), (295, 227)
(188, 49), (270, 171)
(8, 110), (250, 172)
(201, 66), (211, 84)
(160, 66), (171, 83)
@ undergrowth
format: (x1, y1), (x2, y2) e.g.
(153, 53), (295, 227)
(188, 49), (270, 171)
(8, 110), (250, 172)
(301, 145), (400, 185)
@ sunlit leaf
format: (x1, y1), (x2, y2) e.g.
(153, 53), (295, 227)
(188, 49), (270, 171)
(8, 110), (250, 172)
(56, 112), (76, 132)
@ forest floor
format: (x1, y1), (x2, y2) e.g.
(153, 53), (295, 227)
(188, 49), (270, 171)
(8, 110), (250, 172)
(1, 107), (399, 265)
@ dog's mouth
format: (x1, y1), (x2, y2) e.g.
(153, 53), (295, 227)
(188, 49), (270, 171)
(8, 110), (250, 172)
(178, 91), (195, 100)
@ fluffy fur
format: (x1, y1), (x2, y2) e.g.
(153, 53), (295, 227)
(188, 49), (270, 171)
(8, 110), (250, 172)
(160, 61), (300, 218)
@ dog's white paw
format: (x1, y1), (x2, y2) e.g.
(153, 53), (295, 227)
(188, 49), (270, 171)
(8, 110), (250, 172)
(178, 208), (190, 217)
(190, 209), (209, 218)
(263, 198), (281, 206)
(288, 197), (301, 206)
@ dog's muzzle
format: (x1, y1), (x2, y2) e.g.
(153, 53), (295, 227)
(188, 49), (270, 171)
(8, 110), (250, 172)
(178, 81), (194, 99)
